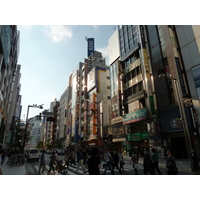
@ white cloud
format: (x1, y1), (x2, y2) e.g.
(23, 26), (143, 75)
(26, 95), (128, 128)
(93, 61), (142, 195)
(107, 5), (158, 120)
(44, 25), (73, 42)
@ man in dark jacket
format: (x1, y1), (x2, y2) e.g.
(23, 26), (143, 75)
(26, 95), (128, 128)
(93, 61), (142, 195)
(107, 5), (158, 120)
(143, 148), (154, 175)
(112, 150), (122, 175)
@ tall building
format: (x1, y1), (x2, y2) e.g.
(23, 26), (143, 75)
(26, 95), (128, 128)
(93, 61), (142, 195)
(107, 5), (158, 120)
(175, 25), (200, 156)
(59, 86), (72, 148)
(109, 28), (125, 150)
(114, 25), (157, 156)
(146, 25), (198, 159)
(0, 25), (21, 148)
(27, 116), (42, 149)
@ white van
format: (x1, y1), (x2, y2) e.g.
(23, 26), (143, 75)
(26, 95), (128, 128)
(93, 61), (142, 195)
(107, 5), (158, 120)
(25, 149), (40, 162)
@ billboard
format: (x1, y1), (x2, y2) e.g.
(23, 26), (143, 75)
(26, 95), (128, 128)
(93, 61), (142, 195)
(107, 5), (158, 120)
(87, 38), (94, 58)
(87, 68), (96, 91)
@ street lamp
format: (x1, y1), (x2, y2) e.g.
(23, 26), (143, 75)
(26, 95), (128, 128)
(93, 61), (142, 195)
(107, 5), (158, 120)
(22, 104), (44, 153)
(158, 70), (193, 169)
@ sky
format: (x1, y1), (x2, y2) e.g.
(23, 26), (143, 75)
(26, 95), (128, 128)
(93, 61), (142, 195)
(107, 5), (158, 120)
(17, 25), (116, 120)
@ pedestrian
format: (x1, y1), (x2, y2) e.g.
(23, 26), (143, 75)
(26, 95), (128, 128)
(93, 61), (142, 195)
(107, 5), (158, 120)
(0, 150), (5, 165)
(83, 147), (101, 175)
(166, 149), (178, 175)
(191, 149), (199, 175)
(76, 149), (84, 173)
(103, 149), (112, 175)
(83, 149), (88, 166)
(38, 150), (46, 174)
(119, 151), (125, 173)
(112, 150), (122, 175)
(0, 151), (3, 175)
(131, 150), (139, 175)
(151, 148), (162, 175)
(143, 148), (154, 175)
(71, 150), (76, 166)
(64, 150), (70, 169)
(47, 152), (57, 175)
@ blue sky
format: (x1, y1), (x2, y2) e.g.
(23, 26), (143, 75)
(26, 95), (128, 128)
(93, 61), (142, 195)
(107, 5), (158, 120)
(18, 25), (116, 120)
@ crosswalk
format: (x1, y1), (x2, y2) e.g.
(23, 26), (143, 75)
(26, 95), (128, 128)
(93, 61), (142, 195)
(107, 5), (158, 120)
(34, 161), (144, 175)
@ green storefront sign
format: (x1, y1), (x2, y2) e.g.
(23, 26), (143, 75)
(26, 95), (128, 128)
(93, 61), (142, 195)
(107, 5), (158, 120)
(126, 132), (149, 141)
(126, 132), (149, 156)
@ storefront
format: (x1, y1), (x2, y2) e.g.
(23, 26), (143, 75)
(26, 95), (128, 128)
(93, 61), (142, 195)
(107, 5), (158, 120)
(126, 132), (149, 156)
(123, 108), (148, 157)
(111, 116), (126, 152)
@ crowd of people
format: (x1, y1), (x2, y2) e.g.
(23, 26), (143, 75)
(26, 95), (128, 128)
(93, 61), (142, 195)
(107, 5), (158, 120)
(1, 145), (200, 175)
(38, 146), (200, 175)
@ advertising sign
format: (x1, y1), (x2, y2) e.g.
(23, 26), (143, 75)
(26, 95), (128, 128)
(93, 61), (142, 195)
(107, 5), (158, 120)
(123, 108), (147, 125)
(88, 38), (94, 58)
(126, 132), (149, 141)
(87, 68), (95, 91)
(0, 25), (12, 67)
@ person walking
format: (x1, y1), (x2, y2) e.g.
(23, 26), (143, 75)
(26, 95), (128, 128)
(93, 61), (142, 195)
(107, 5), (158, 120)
(166, 149), (178, 175)
(112, 150), (122, 175)
(83, 147), (101, 175)
(71, 150), (76, 166)
(143, 148), (154, 175)
(0, 151), (3, 175)
(151, 148), (162, 175)
(47, 152), (57, 175)
(103, 149), (112, 175)
(191, 149), (199, 175)
(64, 150), (70, 169)
(119, 151), (124, 173)
(131, 150), (139, 175)
(38, 150), (46, 174)
(76, 149), (84, 173)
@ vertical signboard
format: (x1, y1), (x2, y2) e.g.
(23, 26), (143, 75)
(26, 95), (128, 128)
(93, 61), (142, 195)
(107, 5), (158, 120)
(0, 25), (12, 67)
(88, 38), (94, 58)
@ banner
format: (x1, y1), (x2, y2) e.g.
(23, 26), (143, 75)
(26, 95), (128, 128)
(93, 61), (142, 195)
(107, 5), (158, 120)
(88, 38), (94, 58)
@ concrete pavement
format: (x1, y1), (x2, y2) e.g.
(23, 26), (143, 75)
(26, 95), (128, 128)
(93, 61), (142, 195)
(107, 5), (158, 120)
(124, 155), (194, 175)
(0, 157), (26, 175)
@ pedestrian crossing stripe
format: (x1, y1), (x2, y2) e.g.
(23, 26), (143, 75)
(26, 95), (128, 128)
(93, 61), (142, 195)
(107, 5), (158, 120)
(34, 163), (143, 175)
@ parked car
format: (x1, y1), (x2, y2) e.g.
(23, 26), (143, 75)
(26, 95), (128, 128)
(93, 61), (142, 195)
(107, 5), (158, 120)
(25, 149), (40, 162)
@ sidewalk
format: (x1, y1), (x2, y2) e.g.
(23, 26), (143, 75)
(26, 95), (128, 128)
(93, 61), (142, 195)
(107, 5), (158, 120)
(0, 157), (26, 175)
(124, 155), (193, 174)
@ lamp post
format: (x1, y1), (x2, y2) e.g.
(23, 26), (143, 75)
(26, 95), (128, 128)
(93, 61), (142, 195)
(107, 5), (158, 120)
(158, 71), (193, 169)
(22, 104), (43, 153)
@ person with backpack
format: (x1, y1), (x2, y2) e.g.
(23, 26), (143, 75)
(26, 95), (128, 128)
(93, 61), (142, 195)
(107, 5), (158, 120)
(166, 149), (178, 175)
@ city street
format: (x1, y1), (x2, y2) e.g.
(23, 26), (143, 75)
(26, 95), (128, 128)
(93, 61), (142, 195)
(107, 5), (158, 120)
(25, 154), (194, 175)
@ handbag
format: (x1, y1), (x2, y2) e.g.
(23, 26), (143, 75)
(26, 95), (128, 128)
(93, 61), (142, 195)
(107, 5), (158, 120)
(134, 164), (140, 170)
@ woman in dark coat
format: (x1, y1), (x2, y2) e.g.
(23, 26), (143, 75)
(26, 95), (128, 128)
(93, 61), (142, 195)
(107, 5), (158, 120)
(191, 149), (199, 175)
(166, 149), (178, 175)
